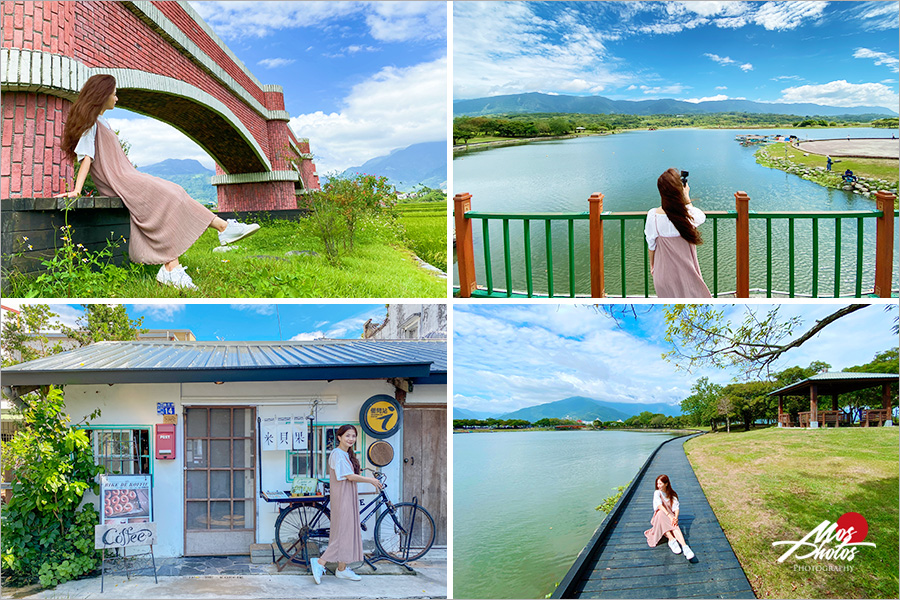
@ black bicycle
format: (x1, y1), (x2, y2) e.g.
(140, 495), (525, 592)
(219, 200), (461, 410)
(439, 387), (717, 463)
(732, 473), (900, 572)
(273, 471), (435, 568)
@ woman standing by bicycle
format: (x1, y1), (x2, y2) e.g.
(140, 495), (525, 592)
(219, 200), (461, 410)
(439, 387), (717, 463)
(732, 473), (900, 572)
(311, 424), (383, 584)
(57, 74), (260, 290)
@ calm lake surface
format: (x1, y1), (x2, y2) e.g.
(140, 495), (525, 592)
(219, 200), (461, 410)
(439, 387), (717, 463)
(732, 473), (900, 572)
(453, 127), (899, 296)
(453, 430), (682, 599)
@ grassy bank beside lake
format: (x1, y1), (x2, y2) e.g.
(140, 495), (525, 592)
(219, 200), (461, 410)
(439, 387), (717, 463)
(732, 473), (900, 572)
(4, 216), (446, 298)
(756, 142), (899, 204)
(396, 201), (447, 272)
(685, 427), (899, 599)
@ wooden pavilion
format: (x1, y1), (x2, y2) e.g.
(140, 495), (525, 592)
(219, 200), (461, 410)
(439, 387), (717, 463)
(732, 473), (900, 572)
(769, 372), (898, 428)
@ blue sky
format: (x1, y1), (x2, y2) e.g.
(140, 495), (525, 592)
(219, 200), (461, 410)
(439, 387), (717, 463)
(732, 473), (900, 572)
(454, 1), (899, 112)
(107, 1), (447, 174)
(453, 303), (899, 416)
(1, 303), (390, 342)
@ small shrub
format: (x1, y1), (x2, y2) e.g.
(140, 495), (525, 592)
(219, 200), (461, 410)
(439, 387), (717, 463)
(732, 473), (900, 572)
(1, 387), (103, 587)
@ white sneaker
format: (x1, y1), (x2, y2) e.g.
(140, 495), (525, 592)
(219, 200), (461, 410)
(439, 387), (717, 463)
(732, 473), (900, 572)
(218, 219), (260, 245)
(682, 544), (695, 560)
(335, 567), (361, 581)
(310, 559), (325, 584)
(156, 265), (198, 290)
(668, 539), (682, 554)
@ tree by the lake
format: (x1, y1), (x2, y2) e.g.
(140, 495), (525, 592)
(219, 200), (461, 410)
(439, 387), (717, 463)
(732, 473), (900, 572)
(661, 304), (872, 377)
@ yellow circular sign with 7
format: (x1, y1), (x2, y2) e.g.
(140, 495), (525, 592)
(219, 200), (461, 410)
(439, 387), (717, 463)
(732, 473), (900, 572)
(360, 394), (402, 439)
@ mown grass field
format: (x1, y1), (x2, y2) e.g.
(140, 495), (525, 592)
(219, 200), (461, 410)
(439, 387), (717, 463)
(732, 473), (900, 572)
(685, 427), (899, 600)
(5, 215), (446, 298)
(396, 201), (447, 272)
(763, 142), (900, 184)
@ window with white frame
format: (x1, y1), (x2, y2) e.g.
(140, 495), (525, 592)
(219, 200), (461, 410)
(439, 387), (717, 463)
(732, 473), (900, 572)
(87, 428), (151, 477)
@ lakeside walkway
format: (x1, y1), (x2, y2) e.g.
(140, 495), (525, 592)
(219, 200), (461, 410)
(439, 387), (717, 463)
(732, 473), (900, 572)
(554, 434), (755, 599)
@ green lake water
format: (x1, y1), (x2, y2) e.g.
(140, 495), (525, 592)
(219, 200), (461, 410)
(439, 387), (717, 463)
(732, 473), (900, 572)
(453, 430), (682, 599)
(453, 127), (899, 296)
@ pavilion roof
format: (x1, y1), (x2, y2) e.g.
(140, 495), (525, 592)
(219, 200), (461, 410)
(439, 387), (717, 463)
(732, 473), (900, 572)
(768, 372), (898, 397)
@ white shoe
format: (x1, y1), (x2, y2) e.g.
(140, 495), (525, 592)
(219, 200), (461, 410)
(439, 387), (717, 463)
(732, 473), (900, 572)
(335, 567), (361, 581)
(668, 538), (682, 554)
(218, 219), (260, 245)
(156, 265), (198, 290)
(310, 559), (325, 584)
(682, 544), (695, 560)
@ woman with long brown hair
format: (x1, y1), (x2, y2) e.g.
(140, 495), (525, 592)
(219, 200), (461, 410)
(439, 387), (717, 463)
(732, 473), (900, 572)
(644, 474), (695, 560)
(57, 74), (260, 290)
(644, 168), (711, 298)
(310, 424), (384, 584)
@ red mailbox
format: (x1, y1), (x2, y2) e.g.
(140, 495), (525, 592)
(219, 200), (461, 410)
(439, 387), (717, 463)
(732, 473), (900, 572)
(155, 424), (176, 460)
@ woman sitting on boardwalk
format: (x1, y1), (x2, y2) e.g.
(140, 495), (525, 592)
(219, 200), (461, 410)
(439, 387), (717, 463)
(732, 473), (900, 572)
(644, 168), (711, 298)
(644, 474), (695, 560)
(57, 74), (260, 290)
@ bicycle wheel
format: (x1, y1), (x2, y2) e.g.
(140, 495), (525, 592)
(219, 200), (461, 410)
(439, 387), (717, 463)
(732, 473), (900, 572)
(274, 503), (331, 562)
(373, 502), (435, 562)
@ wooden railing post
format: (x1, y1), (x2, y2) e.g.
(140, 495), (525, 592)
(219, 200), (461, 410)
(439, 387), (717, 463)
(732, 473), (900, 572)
(588, 193), (605, 298)
(874, 191), (895, 298)
(734, 191), (750, 298)
(454, 193), (476, 297)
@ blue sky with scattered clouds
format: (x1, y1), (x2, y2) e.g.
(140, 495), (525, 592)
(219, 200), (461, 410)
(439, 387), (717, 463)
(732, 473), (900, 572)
(454, 1), (899, 111)
(453, 303), (899, 416)
(107, 1), (447, 174)
(1, 303), (388, 342)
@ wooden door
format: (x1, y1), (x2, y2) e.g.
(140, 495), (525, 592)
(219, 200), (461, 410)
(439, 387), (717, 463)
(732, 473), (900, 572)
(401, 405), (447, 546)
(184, 406), (256, 555)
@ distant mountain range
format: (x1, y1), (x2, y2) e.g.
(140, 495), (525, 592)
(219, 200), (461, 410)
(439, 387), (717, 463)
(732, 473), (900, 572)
(138, 158), (216, 206)
(340, 141), (447, 192)
(453, 395), (682, 422)
(453, 92), (897, 118)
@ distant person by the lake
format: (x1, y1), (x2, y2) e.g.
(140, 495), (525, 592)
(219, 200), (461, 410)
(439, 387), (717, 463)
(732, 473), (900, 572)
(644, 474), (695, 560)
(644, 168), (711, 298)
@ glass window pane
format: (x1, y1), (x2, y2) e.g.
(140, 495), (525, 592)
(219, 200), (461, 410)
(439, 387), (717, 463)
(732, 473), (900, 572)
(209, 501), (232, 529)
(186, 439), (207, 468)
(233, 440), (249, 468)
(233, 500), (251, 529)
(233, 409), (250, 437)
(186, 471), (207, 499)
(210, 409), (231, 438)
(210, 440), (231, 468)
(210, 471), (231, 499)
(233, 470), (253, 499)
(187, 501), (208, 530)
(186, 408), (208, 438)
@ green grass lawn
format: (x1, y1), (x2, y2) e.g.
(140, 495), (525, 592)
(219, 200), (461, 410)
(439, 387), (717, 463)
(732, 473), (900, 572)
(685, 427), (899, 599)
(396, 201), (447, 272)
(5, 215), (446, 298)
(762, 142), (900, 185)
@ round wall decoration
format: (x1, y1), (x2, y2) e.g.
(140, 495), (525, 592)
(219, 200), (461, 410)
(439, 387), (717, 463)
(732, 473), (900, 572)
(367, 440), (395, 467)
(359, 394), (402, 439)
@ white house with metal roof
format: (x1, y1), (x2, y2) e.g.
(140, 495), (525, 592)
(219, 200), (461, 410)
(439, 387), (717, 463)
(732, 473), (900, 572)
(2, 339), (447, 559)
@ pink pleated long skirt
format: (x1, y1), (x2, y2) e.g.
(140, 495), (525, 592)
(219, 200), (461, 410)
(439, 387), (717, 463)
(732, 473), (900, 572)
(90, 122), (216, 265)
(652, 235), (712, 298)
(319, 467), (364, 564)
(644, 509), (676, 547)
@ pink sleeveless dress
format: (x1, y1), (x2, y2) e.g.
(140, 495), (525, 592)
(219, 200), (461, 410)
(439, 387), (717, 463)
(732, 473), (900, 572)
(644, 492), (677, 547)
(90, 122), (216, 264)
(319, 449), (364, 564)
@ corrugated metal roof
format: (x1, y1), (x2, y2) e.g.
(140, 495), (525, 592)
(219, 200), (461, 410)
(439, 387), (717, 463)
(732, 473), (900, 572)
(769, 371), (898, 396)
(1, 339), (446, 387)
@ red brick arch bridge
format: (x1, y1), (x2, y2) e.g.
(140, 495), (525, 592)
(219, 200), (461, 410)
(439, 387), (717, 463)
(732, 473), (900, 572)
(1, 0), (320, 211)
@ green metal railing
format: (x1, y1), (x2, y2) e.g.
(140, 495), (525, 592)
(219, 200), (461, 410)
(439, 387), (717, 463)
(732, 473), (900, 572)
(454, 192), (899, 298)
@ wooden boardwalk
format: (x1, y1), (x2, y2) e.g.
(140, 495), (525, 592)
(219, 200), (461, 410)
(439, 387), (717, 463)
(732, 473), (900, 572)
(554, 434), (755, 599)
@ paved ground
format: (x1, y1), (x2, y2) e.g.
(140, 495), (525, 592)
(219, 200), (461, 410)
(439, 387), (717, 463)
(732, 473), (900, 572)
(568, 435), (755, 599)
(1, 549), (447, 599)
(796, 138), (899, 159)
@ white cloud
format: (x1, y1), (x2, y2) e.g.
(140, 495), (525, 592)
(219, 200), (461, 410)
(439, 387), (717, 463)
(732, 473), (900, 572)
(682, 94), (730, 103)
(132, 304), (186, 322)
(853, 47), (900, 73)
(639, 84), (690, 95)
(257, 58), (296, 69)
(105, 115), (215, 170)
(771, 75), (803, 81)
(705, 53), (736, 66)
(752, 1), (827, 30)
(232, 304), (276, 316)
(290, 56), (446, 173)
(291, 330), (326, 341)
(778, 80), (900, 112)
(856, 1), (900, 30)
(190, 1), (445, 43)
(715, 86), (728, 90)
(740, 63), (753, 71)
